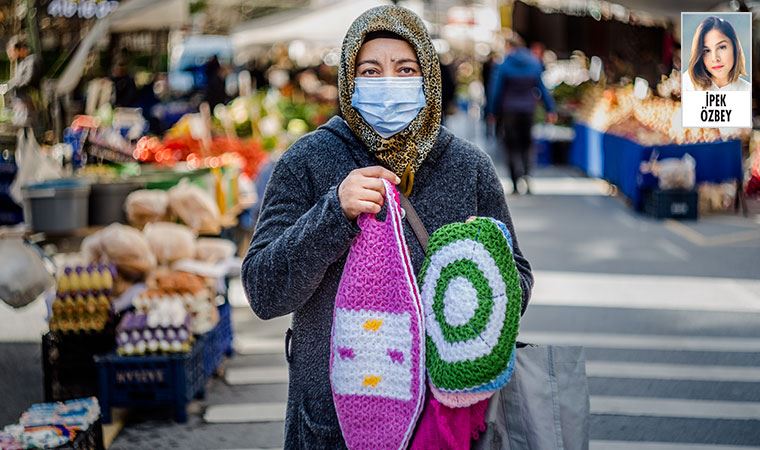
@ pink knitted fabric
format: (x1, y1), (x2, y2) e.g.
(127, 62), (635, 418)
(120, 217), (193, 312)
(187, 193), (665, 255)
(409, 391), (489, 450)
(330, 180), (426, 450)
(429, 385), (492, 408)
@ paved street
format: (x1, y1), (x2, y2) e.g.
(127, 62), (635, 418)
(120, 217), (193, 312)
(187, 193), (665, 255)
(109, 114), (760, 449)
(2, 113), (760, 448)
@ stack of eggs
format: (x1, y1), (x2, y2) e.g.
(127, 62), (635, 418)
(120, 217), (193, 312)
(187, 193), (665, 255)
(49, 265), (115, 333)
(116, 291), (192, 355)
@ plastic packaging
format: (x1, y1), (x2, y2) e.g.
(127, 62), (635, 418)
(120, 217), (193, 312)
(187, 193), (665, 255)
(82, 223), (157, 280)
(168, 180), (221, 234)
(143, 222), (197, 265)
(0, 234), (54, 309)
(640, 153), (696, 190)
(125, 189), (169, 229)
(195, 238), (237, 263)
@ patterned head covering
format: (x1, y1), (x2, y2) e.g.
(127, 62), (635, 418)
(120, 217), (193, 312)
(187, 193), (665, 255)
(339, 5), (442, 196)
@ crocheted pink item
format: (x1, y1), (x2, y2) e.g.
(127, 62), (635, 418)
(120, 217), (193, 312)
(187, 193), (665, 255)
(409, 392), (489, 450)
(330, 179), (426, 450)
(429, 385), (492, 408)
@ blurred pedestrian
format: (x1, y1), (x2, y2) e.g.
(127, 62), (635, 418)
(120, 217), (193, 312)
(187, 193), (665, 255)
(530, 41), (546, 70)
(481, 52), (497, 119)
(242, 5), (533, 448)
(204, 55), (229, 109)
(440, 60), (456, 119)
(487, 32), (557, 194)
(6, 35), (44, 139)
(110, 55), (138, 108)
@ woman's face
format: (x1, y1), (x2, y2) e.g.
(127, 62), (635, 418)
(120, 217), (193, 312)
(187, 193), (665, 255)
(355, 38), (421, 78)
(702, 28), (734, 83)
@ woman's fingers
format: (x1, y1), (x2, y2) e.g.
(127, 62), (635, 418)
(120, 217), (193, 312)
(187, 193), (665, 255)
(358, 188), (384, 206)
(355, 200), (382, 215)
(357, 166), (401, 184)
(360, 176), (387, 195)
(339, 166), (399, 221)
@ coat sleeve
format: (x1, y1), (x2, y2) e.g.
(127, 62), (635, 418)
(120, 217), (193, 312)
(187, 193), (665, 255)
(475, 153), (534, 315)
(537, 75), (556, 113)
(241, 157), (360, 320)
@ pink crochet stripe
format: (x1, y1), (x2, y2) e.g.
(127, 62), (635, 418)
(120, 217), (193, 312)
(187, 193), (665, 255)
(330, 180), (425, 450)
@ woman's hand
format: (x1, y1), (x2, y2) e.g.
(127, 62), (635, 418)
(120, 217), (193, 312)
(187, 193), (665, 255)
(338, 166), (401, 221)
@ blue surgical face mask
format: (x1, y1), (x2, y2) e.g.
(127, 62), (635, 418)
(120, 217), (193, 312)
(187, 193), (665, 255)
(351, 76), (426, 139)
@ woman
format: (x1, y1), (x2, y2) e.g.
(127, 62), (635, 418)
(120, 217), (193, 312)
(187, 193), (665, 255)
(242, 5), (533, 448)
(683, 16), (750, 91)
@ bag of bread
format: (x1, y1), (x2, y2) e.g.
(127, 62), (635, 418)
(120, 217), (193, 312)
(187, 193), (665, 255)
(125, 189), (169, 229)
(143, 222), (197, 265)
(82, 223), (157, 280)
(168, 180), (221, 234)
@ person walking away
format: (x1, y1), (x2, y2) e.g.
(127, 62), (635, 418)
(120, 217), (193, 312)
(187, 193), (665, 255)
(487, 33), (557, 194)
(110, 56), (138, 108)
(204, 55), (229, 109)
(6, 36), (45, 141)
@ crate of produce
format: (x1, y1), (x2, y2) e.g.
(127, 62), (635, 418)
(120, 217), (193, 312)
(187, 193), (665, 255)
(644, 189), (698, 220)
(43, 331), (116, 402)
(95, 339), (205, 423)
(201, 301), (234, 378)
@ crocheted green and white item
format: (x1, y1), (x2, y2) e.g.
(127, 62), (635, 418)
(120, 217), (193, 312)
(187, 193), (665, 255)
(419, 217), (521, 393)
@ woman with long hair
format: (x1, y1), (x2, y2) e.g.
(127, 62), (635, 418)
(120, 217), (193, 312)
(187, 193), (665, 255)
(683, 16), (750, 91)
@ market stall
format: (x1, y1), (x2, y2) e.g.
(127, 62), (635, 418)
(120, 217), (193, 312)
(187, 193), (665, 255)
(568, 81), (748, 217)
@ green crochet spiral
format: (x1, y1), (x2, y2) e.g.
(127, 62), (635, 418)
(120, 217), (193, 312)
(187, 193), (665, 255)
(419, 217), (522, 392)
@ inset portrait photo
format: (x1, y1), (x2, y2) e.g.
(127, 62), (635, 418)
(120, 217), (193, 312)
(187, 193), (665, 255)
(682, 13), (752, 92)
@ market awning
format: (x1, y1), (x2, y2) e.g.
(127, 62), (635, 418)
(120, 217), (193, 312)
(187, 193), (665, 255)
(110, 0), (189, 32)
(55, 0), (190, 96)
(612, 0), (725, 18)
(231, 0), (392, 52)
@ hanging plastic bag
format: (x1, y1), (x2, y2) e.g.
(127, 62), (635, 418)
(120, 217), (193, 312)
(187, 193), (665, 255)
(10, 128), (61, 205)
(330, 180), (425, 450)
(0, 233), (54, 309)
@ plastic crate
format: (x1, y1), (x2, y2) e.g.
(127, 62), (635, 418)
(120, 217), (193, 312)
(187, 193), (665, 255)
(644, 189), (698, 220)
(51, 420), (105, 450)
(201, 301), (234, 378)
(43, 331), (116, 402)
(95, 340), (205, 423)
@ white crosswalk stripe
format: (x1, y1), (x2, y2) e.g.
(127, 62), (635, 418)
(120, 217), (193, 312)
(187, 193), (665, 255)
(225, 366), (289, 385)
(519, 331), (760, 352)
(204, 402), (287, 424)
(590, 441), (760, 450)
(234, 336), (284, 355)
(586, 361), (760, 382)
(591, 396), (760, 421)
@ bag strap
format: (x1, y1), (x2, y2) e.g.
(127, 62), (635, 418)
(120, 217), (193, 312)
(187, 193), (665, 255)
(393, 132), (454, 252)
(398, 193), (429, 252)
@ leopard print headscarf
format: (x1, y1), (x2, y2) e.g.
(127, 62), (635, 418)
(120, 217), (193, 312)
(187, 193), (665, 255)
(339, 5), (442, 196)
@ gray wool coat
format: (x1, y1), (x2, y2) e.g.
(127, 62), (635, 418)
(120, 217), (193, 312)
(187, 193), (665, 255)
(242, 116), (533, 449)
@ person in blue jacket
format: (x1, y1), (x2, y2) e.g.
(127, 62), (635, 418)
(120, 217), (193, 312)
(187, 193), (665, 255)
(487, 33), (557, 194)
